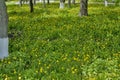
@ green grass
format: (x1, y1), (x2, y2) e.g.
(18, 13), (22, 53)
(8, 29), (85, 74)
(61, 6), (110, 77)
(0, 3), (120, 80)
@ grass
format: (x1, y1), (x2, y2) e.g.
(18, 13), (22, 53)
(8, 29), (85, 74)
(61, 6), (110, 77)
(0, 3), (120, 80)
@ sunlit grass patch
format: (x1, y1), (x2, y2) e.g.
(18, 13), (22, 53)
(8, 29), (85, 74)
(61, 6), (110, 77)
(0, 3), (120, 80)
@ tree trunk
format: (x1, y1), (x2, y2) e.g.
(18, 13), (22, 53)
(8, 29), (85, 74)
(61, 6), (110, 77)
(72, 0), (75, 4)
(47, 0), (49, 4)
(68, 0), (71, 8)
(43, 0), (46, 8)
(60, 0), (65, 9)
(112, 0), (114, 3)
(0, 0), (9, 59)
(30, 0), (34, 12)
(79, 0), (88, 16)
(104, 0), (108, 6)
(33, 0), (36, 5)
(19, 0), (23, 6)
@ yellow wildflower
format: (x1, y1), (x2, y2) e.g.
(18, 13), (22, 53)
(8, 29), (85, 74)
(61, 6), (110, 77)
(40, 67), (43, 73)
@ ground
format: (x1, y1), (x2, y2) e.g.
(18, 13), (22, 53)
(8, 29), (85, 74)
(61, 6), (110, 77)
(0, 3), (120, 80)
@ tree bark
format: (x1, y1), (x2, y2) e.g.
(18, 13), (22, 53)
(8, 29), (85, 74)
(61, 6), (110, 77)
(68, 0), (71, 8)
(47, 0), (49, 4)
(19, 0), (23, 6)
(0, 0), (8, 39)
(104, 0), (108, 7)
(60, 0), (65, 9)
(33, 0), (36, 5)
(72, 0), (75, 4)
(30, 0), (34, 12)
(0, 0), (9, 59)
(43, 0), (46, 8)
(79, 0), (88, 16)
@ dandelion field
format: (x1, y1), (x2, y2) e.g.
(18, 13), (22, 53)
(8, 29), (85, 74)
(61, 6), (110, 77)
(0, 3), (120, 80)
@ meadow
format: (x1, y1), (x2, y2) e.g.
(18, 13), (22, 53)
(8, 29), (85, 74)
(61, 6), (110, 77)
(0, 3), (120, 80)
